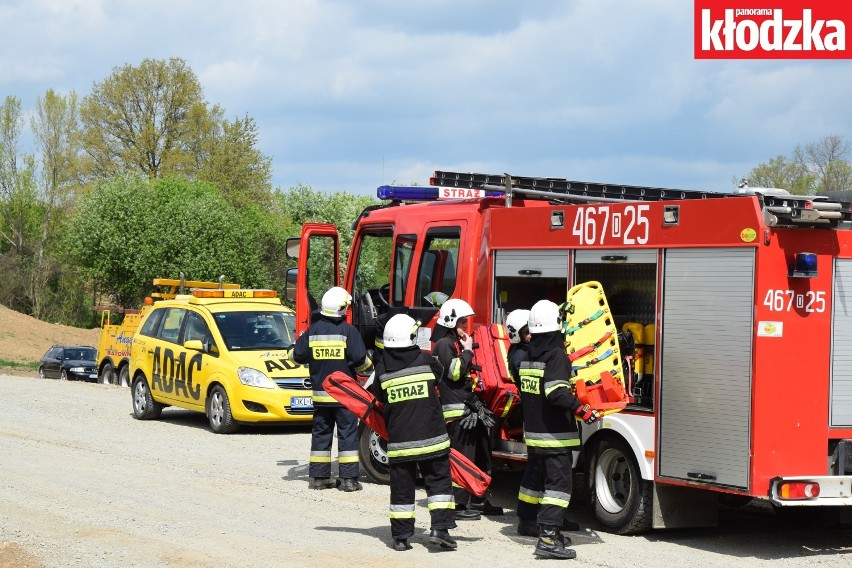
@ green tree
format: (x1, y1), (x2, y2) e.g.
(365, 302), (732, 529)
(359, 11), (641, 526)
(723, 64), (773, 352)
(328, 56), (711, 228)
(197, 115), (273, 210)
(742, 135), (852, 195)
(29, 89), (81, 318)
(0, 96), (39, 313)
(795, 135), (852, 194)
(738, 155), (813, 195)
(0, 96), (38, 255)
(66, 175), (278, 307)
(79, 57), (211, 180)
(275, 184), (379, 266)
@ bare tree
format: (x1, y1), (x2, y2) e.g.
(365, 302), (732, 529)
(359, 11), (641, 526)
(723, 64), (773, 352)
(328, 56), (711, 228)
(743, 135), (852, 195)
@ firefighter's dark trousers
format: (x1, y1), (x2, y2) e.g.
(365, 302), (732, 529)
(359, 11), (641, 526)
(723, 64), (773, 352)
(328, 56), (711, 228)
(447, 419), (493, 507)
(525, 451), (571, 527)
(389, 456), (455, 540)
(309, 405), (359, 479)
(517, 451), (544, 521)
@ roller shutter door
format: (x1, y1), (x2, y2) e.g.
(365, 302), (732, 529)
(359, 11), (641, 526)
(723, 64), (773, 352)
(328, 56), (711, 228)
(493, 250), (568, 278)
(831, 259), (852, 427)
(658, 248), (754, 490)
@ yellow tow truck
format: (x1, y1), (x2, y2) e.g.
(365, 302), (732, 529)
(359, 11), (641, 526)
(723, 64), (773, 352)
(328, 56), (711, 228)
(93, 277), (239, 387)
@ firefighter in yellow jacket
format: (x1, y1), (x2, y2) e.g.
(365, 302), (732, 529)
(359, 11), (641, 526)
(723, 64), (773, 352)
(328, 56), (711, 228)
(518, 300), (598, 559)
(293, 286), (373, 491)
(371, 314), (457, 551)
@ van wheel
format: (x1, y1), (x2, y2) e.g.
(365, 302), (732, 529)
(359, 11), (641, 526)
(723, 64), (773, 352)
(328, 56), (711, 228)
(207, 385), (239, 434)
(99, 362), (115, 385)
(586, 437), (653, 534)
(132, 375), (163, 420)
(358, 422), (389, 484)
(60, 370), (69, 381)
(38, 366), (46, 380)
(118, 366), (130, 387)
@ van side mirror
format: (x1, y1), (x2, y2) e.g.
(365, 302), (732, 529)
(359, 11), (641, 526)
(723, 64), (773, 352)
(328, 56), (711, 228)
(284, 268), (298, 303)
(183, 340), (204, 352)
(285, 237), (301, 260)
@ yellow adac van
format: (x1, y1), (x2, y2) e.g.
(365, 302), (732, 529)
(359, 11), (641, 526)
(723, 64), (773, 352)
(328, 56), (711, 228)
(130, 288), (313, 433)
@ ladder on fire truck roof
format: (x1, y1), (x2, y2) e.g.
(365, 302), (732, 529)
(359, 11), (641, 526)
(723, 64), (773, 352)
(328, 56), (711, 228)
(429, 170), (852, 228)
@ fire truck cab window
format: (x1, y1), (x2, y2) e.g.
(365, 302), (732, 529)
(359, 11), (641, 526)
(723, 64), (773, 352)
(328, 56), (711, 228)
(306, 235), (337, 314)
(350, 229), (394, 348)
(416, 229), (460, 306)
(392, 234), (416, 305)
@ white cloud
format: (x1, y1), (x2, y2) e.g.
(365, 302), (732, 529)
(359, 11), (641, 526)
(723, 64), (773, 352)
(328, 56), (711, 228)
(1, 0), (850, 194)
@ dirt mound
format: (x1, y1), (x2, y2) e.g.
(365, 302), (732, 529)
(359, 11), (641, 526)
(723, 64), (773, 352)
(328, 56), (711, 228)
(0, 304), (100, 366)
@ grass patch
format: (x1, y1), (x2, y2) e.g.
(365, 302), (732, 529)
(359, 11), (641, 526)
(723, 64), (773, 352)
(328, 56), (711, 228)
(0, 360), (38, 370)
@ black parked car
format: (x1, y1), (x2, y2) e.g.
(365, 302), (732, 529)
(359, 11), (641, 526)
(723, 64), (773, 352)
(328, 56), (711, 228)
(38, 345), (98, 382)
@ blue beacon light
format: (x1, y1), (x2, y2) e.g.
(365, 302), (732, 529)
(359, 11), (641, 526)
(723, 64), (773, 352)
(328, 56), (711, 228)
(376, 185), (504, 201)
(789, 252), (818, 278)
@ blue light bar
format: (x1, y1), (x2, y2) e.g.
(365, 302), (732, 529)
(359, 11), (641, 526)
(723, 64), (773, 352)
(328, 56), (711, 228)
(789, 252), (818, 278)
(377, 185), (504, 201)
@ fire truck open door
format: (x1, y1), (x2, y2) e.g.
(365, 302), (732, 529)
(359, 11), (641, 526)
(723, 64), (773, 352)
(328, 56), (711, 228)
(291, 223), (340, 337)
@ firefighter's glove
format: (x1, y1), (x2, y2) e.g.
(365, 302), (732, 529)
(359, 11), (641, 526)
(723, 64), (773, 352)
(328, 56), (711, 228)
(460, 332), (473, 352)
(459, 408), (479, 430)
(477, 405), (496, 429)
(574, 404), (598, 425)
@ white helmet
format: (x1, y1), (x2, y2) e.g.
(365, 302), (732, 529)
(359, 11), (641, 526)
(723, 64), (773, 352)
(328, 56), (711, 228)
(320, 286), (352, 317)
(528, 300), (561, 334)
(436, 298), (474, 329)
(383, 314), (421, 348)
(505, 309), (531, 344)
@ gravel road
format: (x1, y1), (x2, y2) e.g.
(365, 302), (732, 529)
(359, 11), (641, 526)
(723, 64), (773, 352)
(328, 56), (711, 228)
(1, 373), (850, 568)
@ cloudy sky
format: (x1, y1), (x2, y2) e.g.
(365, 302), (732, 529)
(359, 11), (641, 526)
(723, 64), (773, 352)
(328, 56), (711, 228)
(2, 0), (851, 195)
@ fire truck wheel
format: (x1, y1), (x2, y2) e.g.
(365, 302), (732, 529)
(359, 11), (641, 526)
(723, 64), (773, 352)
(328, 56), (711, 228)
(99, 362), (115, 385)
(132, 375), (163, 420)
(586, 437), (652, 534)
(358, 422), (389, 484)
(207, 385), (239, 434)
(118, 366), (131, 388)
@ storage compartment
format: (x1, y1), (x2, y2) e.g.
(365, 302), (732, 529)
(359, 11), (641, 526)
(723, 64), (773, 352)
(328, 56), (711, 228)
(574, 249), (658, 411)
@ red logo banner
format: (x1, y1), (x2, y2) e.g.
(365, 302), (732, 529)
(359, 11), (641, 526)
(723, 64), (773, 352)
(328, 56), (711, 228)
(695, 0), (851, 59)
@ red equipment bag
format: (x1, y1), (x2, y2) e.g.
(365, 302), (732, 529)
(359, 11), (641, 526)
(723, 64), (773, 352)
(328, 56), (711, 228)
(322, 371), (490, 497)
(470, 324), (520, 418)
(448, 448), (490, 498)
(323, 371), (387, 439)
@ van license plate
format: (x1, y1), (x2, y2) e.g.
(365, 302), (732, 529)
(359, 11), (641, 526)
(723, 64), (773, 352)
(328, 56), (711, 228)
(291, 396), (313, 409)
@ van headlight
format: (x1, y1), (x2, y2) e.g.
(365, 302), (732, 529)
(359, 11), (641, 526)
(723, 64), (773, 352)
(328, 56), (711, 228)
(237, 367), (275, 389)
(68, 367), (85, 373)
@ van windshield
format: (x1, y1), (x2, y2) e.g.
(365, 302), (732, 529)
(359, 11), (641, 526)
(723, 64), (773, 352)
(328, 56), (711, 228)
(211, 311), (297, 351)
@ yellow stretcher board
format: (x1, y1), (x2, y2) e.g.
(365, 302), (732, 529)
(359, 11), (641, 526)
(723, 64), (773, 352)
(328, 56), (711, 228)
(562, 281), (628, 415)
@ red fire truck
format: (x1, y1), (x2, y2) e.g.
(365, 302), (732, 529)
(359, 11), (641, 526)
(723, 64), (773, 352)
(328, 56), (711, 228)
(285, 171), (852, 534)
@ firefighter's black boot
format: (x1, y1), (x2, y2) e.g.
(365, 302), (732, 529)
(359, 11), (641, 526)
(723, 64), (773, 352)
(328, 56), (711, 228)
(308, 477), (335, 490)
(338, 478), (363, 492)
(517, 519), (539, 537)
(393, 538), (412, 551)
(454, 504), (481, 521)
(534, 525), (576, 559)
(469, 498), (504, 516)
(428, 528), (458, 549)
